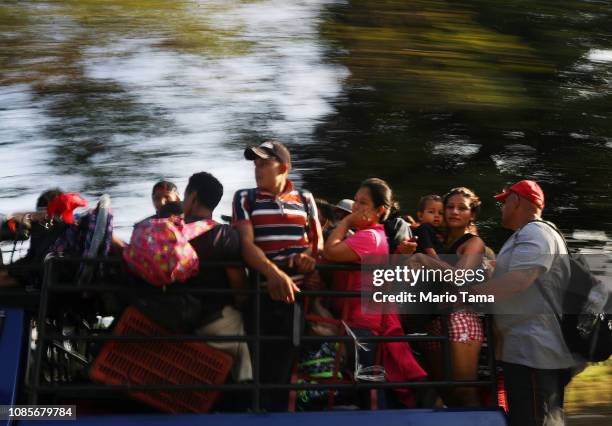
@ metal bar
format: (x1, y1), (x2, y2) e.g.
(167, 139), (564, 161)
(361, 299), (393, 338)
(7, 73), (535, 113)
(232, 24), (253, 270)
(50, 341), (89, 364)
(253, 271), (261, 412)
(302, 334), (447, 342)
(484, 315), (498, 407)
(292, 301), (302, 348)
(17, 256), (500, 409)
(45, 285), (260, 294)
(44, 285), (368, 297)
(40, 333), (448, 343)
(28, 256), (54, 404)
(39, 256), (364, 271)
(41, 333), (278, 342)
(44, 257), (240, 267)
(0, 264), (44, 272)
(28, 380), (494, 393)
(441, 315), (452, 381)
(38, 256), (362, 271)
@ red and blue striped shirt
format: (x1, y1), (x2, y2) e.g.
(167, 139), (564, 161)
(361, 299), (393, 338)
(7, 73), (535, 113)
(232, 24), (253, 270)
(231, 181), (321, 260)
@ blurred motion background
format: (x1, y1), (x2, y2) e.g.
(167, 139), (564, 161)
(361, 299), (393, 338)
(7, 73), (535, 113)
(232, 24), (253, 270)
(0, 1), (610, 421)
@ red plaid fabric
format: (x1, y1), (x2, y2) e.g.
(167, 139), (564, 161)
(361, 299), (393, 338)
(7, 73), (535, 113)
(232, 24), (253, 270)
(423, 310), (484, 352)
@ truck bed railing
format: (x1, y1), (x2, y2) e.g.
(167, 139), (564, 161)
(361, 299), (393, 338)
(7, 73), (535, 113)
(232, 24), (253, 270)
(2, 256), (499, 413)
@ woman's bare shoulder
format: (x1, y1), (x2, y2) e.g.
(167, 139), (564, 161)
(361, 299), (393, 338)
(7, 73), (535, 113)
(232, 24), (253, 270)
(458, 234), (485, 255)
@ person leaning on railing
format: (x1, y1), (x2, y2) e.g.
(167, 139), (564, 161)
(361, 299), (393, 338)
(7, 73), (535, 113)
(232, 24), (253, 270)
(323, 178), (427, 409)
(0, 201), (62, 288)
(231, 141), (323, 411)
(408, 187), (487, 407)
(4, 189), (79, 289)
(0, 210), (52, 242)
(1, 212), (20, 287)
(181, 172), (253, 384)
(473, 181), (577, 426)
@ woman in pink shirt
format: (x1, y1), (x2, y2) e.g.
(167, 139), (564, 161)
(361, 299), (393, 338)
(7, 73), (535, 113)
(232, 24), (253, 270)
(324, 178), (426, 408)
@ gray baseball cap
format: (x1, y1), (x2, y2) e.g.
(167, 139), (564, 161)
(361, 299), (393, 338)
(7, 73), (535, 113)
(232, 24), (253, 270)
(335, 199), (354, 214)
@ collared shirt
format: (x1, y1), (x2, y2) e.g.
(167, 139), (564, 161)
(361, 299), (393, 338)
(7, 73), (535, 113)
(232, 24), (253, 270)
(493, 221), (577, 369)
(232, 180), (320, 260)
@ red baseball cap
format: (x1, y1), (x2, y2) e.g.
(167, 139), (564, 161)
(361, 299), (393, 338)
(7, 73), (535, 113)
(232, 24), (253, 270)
(495, 180), (545, 209)
(47, 192), (88, 224)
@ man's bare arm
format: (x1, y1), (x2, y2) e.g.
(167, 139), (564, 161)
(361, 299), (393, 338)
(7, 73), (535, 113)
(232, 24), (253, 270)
(470, 267), (544, 300)
(235, 222), (299, 303)
(235, 222), (282, 278)
(323, 218), (359, 263)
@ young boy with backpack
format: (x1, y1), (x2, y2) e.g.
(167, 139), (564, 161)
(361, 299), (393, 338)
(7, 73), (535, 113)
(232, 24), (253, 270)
(124, 172), (252, 383)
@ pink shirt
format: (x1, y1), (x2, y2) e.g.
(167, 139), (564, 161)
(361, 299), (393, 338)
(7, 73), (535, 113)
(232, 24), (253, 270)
(344, 224), (389, 260)
(332, 224), (388, 329)
(331, 224), (427, 406)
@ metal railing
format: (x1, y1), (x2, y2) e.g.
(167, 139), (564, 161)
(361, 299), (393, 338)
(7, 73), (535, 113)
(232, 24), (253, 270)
(16, 256), (499, 412)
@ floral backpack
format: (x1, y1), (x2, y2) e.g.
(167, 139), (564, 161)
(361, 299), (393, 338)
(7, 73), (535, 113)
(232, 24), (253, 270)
(123, 217), (216, 287)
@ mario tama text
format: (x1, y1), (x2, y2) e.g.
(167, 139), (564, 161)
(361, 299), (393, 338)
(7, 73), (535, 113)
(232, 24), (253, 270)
(371, 265), (492, 303)
(360, 255), (495, 314)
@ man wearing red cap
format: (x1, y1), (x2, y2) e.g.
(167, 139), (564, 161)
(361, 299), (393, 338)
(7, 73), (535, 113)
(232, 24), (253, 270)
(46, 192), (88, 224)
(471, 180), (578, 425)
(3, 189), (68, 288)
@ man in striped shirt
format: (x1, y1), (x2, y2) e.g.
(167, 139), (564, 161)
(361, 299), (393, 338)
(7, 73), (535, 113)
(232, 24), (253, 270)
(232, 141), (322, 303)
(232, 141), (322, 410)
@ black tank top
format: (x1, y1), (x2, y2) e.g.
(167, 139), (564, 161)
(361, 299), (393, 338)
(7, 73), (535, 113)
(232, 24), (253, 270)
(442, 233), (476, 265)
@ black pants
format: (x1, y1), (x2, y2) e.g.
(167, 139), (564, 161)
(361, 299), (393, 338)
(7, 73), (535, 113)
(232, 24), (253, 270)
(501, 361), (572, 426)
(247, 297), (303, 411)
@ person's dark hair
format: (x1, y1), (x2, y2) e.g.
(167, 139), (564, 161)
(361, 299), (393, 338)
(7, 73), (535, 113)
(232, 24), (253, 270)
(36, 188), (63, 209)
(315, 198), (335, 224)
(443, 187), (481, 215)
(359, 178), (397, 222)
(158, 201), (183, 218)
(185, 172), (223, 210)
(152, 180), (178, 195)
(417, 194), (443, 212)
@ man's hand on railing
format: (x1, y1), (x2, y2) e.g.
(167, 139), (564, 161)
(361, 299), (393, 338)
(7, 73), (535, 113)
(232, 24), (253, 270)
(265, 269), (301, 303)
(288, 252), (316, 273)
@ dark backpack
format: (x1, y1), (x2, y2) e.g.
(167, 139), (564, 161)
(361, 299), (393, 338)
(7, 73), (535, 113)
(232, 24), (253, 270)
(246, 187), (312, 213)
(532, 220), (611, 362)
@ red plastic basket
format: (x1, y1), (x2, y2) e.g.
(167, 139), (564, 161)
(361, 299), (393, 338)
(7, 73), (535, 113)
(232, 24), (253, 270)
(89, 306), (233, 413)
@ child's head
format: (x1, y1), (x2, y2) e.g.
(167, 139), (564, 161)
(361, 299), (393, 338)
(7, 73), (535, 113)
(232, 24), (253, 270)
(417, 195), (444, 227)
(152, 180), (180, 213)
